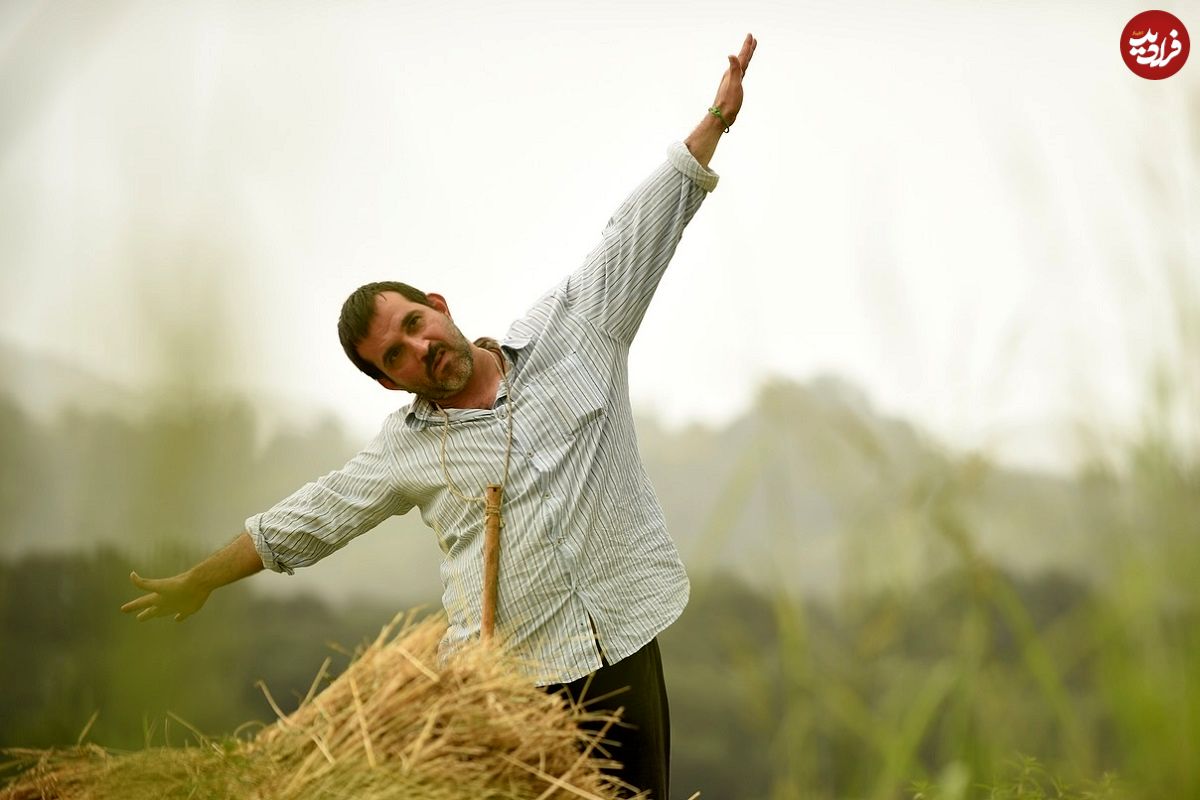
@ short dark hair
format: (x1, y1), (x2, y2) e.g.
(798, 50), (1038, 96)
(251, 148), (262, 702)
(338, 281), (433, 380)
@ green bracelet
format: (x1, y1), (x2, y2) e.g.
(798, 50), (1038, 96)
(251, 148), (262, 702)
(708, 106), (730, 133)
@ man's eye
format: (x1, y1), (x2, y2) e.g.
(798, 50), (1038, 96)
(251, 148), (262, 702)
(407, 315), (421, 332)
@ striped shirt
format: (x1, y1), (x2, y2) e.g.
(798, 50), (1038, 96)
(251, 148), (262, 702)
(247, 141), (719, 685)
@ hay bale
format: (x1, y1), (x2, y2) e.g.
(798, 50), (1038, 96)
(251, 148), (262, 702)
(2, 613), (635, 800)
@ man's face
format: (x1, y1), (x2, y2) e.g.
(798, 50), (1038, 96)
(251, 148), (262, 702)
(355, 291), (474, 400)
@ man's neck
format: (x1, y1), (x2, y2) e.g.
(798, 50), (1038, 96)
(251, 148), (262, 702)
(426, 345), (503, 410)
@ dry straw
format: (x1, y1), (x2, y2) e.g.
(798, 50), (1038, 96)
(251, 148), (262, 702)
(2, 612), (642, 800)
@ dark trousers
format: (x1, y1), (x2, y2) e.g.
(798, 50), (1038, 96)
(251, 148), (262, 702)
(542, 637), (670, 799)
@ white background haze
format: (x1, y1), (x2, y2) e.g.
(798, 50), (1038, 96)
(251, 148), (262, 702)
(2, 0), (1197, 475)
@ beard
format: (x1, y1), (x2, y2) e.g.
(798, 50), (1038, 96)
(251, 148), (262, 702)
(420, 322), (475, 400)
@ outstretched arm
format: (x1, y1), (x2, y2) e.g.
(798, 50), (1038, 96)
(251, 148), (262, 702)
(685, 33), (757, 169)
(120, 531), (263, 622)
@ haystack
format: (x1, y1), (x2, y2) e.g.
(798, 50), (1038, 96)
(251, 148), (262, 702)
(2, 613), (637, 799)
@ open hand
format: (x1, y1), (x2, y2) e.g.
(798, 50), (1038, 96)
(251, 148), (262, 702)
(712, 33), (757, 128)
(120, 570), (210, 622)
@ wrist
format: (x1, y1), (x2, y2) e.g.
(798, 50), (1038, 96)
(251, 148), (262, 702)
(182, 566), (214, 595)
(706, 105), (732, 132)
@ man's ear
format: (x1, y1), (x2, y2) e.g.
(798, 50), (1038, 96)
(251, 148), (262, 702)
(426, 293), (450, 316)
(376, 376), (402, 391)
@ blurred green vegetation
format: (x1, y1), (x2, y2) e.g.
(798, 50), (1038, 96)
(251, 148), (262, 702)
(0, 314), (1196, 798)
(0, 546), (397, 749)
(1, 537), (1193, 799)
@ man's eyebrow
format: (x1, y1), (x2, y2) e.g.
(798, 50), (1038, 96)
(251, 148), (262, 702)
(381, 311), (420, 366)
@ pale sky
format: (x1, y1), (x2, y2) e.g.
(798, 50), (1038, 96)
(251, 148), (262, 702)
(2, 0), (1197, 473)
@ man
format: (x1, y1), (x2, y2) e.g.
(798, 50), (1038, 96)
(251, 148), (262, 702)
(122, 33), (756, 798)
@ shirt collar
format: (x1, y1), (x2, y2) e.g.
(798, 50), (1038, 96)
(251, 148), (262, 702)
(402, 341), (524, 429)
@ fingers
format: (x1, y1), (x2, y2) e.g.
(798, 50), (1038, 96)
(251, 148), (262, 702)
(121, 592), (158, 613)
(725, 33), (756, 82)
(739, 32), (757, 74)
(123, 571), (169, 616)
(122, 571), (157, 614)
(124, 597), (193, 622)
(129, 570), (156, 590)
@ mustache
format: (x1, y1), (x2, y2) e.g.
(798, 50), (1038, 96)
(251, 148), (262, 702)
(425, 343), (443, 379)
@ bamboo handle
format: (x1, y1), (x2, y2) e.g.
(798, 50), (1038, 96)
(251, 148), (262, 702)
(481, 484), (503, 645)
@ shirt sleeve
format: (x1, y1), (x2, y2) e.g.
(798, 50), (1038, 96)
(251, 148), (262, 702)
(560, 141), (718, 344)
(246, 426), (412, 574)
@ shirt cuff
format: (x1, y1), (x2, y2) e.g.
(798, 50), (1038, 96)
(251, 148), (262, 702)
(245, 514), (295, 575)
(667, 141), (719, 193)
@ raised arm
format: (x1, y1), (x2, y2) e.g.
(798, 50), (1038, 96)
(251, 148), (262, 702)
(685, 33), (757, 168)
(545, 34), (757, 345)
(121, 531), (263, 622)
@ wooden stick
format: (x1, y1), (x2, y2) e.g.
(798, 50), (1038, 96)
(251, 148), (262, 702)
(481, 483), (503, 645)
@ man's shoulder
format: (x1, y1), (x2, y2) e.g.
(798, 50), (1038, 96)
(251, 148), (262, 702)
(502, 280), (566, 351)
(376, 400), (432, 436)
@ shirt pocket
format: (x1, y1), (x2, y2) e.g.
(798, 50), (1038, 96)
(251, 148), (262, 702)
(521, 352), (606, 447)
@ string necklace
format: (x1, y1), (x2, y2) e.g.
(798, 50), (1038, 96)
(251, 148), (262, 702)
(434, 345), (514, 505)
(433, 344), (512, 644)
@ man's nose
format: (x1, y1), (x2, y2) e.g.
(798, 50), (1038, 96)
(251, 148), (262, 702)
(407, 337), (430, 368)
